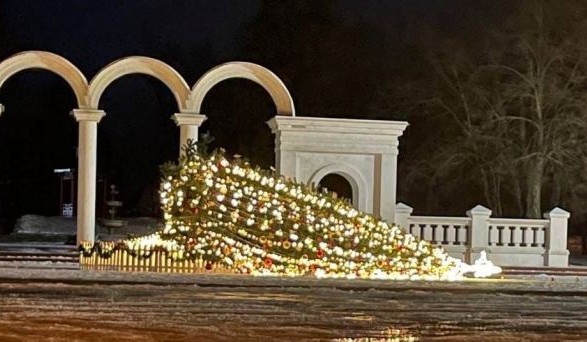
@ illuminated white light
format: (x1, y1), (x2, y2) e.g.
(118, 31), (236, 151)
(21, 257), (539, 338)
(113, 150), (504, 281)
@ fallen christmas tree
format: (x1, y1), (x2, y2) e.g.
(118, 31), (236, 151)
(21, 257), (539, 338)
(81, 145), (499, 280)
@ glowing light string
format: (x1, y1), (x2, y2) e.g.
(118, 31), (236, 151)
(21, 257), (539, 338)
(84, 145), (501, 280)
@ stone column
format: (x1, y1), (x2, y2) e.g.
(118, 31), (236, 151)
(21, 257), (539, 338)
(276, 150), (297, 180)
(465, 205), (492, 264)
(72, 109), (105, 245)
(172, 112), (207, 155)
(378, 144), (399, 222)
(544, 207), (570, 267)
(267, 118), (294, 178)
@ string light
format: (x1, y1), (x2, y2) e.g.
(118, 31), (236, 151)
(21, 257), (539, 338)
(81, 145), (501, 280)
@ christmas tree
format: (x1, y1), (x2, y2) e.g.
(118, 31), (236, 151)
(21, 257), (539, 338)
(122, 144), (463, 280)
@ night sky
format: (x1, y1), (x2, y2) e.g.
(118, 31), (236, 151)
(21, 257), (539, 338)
(0, 1), (535, 229)
(0, 1), (385, 221)
(0, 1), (266, 221)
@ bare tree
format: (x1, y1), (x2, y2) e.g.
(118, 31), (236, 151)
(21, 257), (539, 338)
(404, 0), (587, 218)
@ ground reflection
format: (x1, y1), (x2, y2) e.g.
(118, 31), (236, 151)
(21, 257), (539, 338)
(1, 275), (587, 340)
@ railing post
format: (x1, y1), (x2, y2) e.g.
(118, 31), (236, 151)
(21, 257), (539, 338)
(465, 205), (492, 264)
(544, 207), (570, 267)
(394, 202), (413, 230)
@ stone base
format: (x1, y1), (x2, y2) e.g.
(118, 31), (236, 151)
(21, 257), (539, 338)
(545, 249), (570, 267)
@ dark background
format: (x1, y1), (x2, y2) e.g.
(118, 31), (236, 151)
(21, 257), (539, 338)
(0, 1), (583, 234)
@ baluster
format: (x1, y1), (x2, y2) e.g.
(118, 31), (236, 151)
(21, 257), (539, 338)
(434, 225), (444, 244)
(411, 224), (421, 238)
(488, 225), (498, 246)
(446, 225), (456, 245)
(512, 226), (523, 247)
(497, 226), (504, 246)
(505, 226), (513, 246)
(454, 226), (463, 245)
(423, 224), (434, 241)
(520, 227), (528, 247)
(536, 226), (546, 247)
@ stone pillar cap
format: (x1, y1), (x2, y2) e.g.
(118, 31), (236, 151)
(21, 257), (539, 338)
(172, 112), (207, 126)
(544, 207), (571, 219)
(72, 109), (106, 122)
(395, 202), (413, 214)
(467, 204), (492, 217)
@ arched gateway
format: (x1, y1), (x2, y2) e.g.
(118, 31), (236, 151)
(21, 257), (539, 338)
(187, 62), (295, 115)
(88, 56), (190, 110)
(0, 51), (92, 243)
(0, 52), (407, 242)
(77, 56), (192, 244)
(267, 116), (407, 221)
(0, 51), (89, 109)
(175, 62), (296, 153)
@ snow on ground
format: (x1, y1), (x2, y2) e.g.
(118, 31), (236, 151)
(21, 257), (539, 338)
(1, 266), (587, 340)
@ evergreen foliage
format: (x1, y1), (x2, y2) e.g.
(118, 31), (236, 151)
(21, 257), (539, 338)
(127, 144), (458, 279)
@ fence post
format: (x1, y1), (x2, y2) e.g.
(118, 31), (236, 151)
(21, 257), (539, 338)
(394, 202), (413, 230)
(544, 207), (570, 267)
(465, 205), (492, 264)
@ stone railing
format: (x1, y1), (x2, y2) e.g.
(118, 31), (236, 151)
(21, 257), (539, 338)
(395, 203), (570, 267)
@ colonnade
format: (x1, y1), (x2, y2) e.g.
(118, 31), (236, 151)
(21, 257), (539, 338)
(0, 51), (295, 243)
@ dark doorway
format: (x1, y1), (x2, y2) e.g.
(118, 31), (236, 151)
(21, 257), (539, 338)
(318, 173), (353, 204)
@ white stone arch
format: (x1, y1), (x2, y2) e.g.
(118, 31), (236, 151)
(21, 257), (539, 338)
(88, 56), (190, 110)
(81, 56), (191, 244)
(0, 51), (89, 110)
(0, 51), (95, 243)
(268, 116), (409, 222)
(187, 62), (295, 116)
(309, 163), (368, 211)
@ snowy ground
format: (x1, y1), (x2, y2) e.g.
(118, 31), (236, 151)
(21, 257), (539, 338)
(1, 266), (587, 340)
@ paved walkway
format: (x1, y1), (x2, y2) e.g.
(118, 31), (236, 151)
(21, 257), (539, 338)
(0, 267), (587, 340)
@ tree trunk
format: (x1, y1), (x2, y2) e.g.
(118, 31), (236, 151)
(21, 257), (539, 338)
(550, 173), (562, 206)
(511, 177), (524, 217)
(480, 169), (495, 210)
(525, 158), (544, 218)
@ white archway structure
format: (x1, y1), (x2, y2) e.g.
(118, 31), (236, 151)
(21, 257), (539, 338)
(0, 51), (97, 243)
(187, 62), (295, 115)
(74, 56), (194, 243)
(88, 56), (190, 110)
(174, 61), (295, 158)
(0, 53), (409, 239)
(0, 51), (89, 111)
(268, 116), (408, 222)
(309, 163), (368, 211)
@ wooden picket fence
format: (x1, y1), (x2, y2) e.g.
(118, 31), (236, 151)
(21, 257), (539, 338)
(79, 242), (232, 274)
